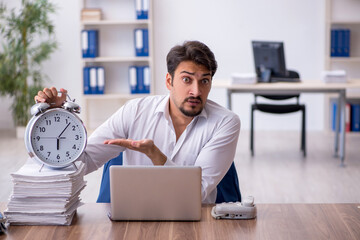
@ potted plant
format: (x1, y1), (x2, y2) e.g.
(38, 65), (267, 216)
(0, 0), (57, 137)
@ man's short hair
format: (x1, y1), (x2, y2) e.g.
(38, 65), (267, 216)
(166, 41), (218, 80)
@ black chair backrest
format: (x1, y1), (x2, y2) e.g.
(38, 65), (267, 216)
(255, 70), (300, 104)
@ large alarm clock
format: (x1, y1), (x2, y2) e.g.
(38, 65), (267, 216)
(24, 96), (87, 169)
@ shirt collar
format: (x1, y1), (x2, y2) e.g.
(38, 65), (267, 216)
(155, 94), (208, 119)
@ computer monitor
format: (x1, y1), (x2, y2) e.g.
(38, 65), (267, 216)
(252, 41), (288, 83)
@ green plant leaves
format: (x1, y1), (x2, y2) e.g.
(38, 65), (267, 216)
(0, 0), (58, 126)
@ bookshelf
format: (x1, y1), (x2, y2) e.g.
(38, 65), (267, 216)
(80, 0), (154, 130)
(324, 0), (360, 132)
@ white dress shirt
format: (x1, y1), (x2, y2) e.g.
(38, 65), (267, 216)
(80, 95), (240, 203)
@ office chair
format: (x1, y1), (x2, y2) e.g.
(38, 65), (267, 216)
(97, 152), (241, 203)
(250, 71), (306, 157)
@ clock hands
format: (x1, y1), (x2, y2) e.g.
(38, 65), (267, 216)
(57, 123), (71, 150)
(58, 123), (71, 138)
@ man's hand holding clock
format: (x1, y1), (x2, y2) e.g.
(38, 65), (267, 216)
(35, 87), (68, 107)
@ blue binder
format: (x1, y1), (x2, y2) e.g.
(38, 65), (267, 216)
(96, 67), (105, 94)
(137, 66), (145, 93)
(330, 29), (336, 57)
(81, 30), (99, 58)
(135, 0), (148, 19)
(351, 104), (360, 132)
(134, 29), (149, 57)
(129, 66), (138, 94)
(89, 67), (97, 93)
(331, 99), (337, 131)
(343, 29), (350, 57)
(143, 66), (150, 93)
(81, 30), (89, 58)
(141, 0), (149, 19)
(83, 67), (91, 94)
(337, 29), (343, 57)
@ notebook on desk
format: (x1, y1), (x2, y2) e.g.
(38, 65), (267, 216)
(109, 165), (202, 221)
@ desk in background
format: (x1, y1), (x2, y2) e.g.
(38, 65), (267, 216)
(213, 80), (360, 164)
(1, 203), (360, 239)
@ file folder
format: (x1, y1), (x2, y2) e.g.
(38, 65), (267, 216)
(134, 29), (149, 57)
(135, 0), (148, 19)
(88, 30), (99, 58)
(351, 104), (360, 132)
(81, 31), (89, 58)
(143, 66), (150, 93)
(137, 66), (144, 93)
(90, 67), (97, 93)
(97, 67), (105, 94)
(129, 66), (137, 94)
(83, 67), (91, 94)
(81, 30), (99, 58)
(142, 0), (149, 19)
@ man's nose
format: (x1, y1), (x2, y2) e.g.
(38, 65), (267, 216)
(189, 82), (201, 96)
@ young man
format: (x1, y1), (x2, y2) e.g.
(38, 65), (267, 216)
(35, 41), (241, 203)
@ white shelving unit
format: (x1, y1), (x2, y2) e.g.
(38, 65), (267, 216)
(324, 0), (360, 132)
(325, 0), (360, 78)
(80, 0), (154, 130)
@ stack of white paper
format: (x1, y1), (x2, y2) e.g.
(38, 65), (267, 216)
(322, 70), (348, 83)
(4, 158), (86, 225)
(231, 73), (257, 84)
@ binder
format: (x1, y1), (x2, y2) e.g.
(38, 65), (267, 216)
(90, 67), (97, 93)
(336, 29), (343, 57)
(81, 31), (89, 58)
(97, 67), (105, 94)
(135, 0), (142, 19)
(142, 0), (149, 19)
(134, 29), (149, 57)
(330, 29), (336, 57)
(143, 29), (149, 56)
(331, 99), (337, 131)
(81, 30), (99, 58)
(351, 104), (360, 132)
(343, 29), (350, 57)
(135, 0), (148, 19)
(129, 66), (137, 94)
(88, 30), (99, 58)
(83, 67), (91, 94)
(143, 66), (150, 93)
(137, 66), (144, 93)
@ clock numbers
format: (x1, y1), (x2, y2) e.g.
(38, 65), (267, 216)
(54, 116), (60, 122)
(39, 127), (46, 132)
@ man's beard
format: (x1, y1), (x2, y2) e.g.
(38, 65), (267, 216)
(179, 97), (203, 117)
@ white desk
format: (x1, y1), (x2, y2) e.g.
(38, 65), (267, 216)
(213, 80), (360, 164)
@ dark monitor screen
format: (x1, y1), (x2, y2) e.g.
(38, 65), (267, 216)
(252, 41), (288, 82)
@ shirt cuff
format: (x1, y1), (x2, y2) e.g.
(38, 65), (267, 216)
(163, 158), (176, 166)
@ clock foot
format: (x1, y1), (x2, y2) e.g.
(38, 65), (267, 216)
(39, 164), (45, 172)
(72, 162), (78, 171)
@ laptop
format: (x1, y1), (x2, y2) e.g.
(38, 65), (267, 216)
(109, 165), (202, 221)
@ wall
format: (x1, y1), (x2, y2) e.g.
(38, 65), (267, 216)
(0, 0), (326, 131)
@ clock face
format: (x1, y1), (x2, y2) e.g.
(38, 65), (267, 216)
(28, 108), (87, 168)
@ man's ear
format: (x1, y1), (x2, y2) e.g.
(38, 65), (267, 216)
(166, 73), (172, 90)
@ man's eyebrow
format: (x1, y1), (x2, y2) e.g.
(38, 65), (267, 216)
(180, 71), (211, 77)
